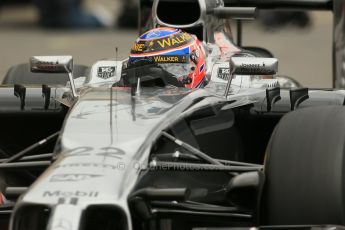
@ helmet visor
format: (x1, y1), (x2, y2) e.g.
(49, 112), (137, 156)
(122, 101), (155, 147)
(157, 63), (192, 78)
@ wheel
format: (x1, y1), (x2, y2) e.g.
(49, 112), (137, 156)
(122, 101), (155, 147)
(262, 106), (345, 225)
(2, 63), (89, 85)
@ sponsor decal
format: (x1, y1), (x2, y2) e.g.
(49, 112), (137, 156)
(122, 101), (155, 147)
(43, 190), (99, 198)
(132, 43), (145, 52)
(151, 55), (188, 64)
(50, 174), (101, 182)
(37, 61), (59, 65)
(55, 162), (126, 171)
(217, 67), (230, 80)
(131, 32), (193, 54)
(156, 33), (192, 48)
(140, 28), (179, 40)
(58, 197), (79, 205)
(35, 61), (62, 72)
(97, 66), (116, 79)
(238, 62), (274, 74)
(241, 63), (261, 68)
(146, 30), (161, 38)
(56, 163), (118, 170)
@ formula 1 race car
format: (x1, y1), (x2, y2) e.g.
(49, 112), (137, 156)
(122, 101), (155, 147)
(0, 0), (345, 230)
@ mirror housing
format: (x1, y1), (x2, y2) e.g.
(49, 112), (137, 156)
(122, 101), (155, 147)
(30, 55), (78, 99)
(30, 56), (73, 73)
(224, 57), (279, 96)
(230, 57), (278, 75)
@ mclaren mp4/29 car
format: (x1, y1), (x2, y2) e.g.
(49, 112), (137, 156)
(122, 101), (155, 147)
(0, 0), (345, 230)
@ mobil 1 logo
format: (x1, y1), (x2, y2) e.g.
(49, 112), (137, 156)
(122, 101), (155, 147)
(217, 67), (230, 81)
(43, 190), (99, 198)
(50, 174), (101, 182)
(97, 66), (116, 79)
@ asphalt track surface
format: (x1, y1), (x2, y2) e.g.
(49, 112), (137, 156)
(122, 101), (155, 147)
(0, 6), (333, 88)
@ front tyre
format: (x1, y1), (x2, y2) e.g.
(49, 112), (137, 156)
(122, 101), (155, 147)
(262, 106), (345, 225)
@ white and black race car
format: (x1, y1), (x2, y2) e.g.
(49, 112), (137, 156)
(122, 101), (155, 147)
(0, 0), (345, 230)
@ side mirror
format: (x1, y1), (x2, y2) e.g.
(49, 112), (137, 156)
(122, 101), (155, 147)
(226, 171), (265, 212)
(230, 57), (278, 75)
(30, 56), (73, 73)
(224, 57), (279, 96)
(29, 56), (78, 98)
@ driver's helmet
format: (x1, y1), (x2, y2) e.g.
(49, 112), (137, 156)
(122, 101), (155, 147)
(128, 27), (206, 88)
